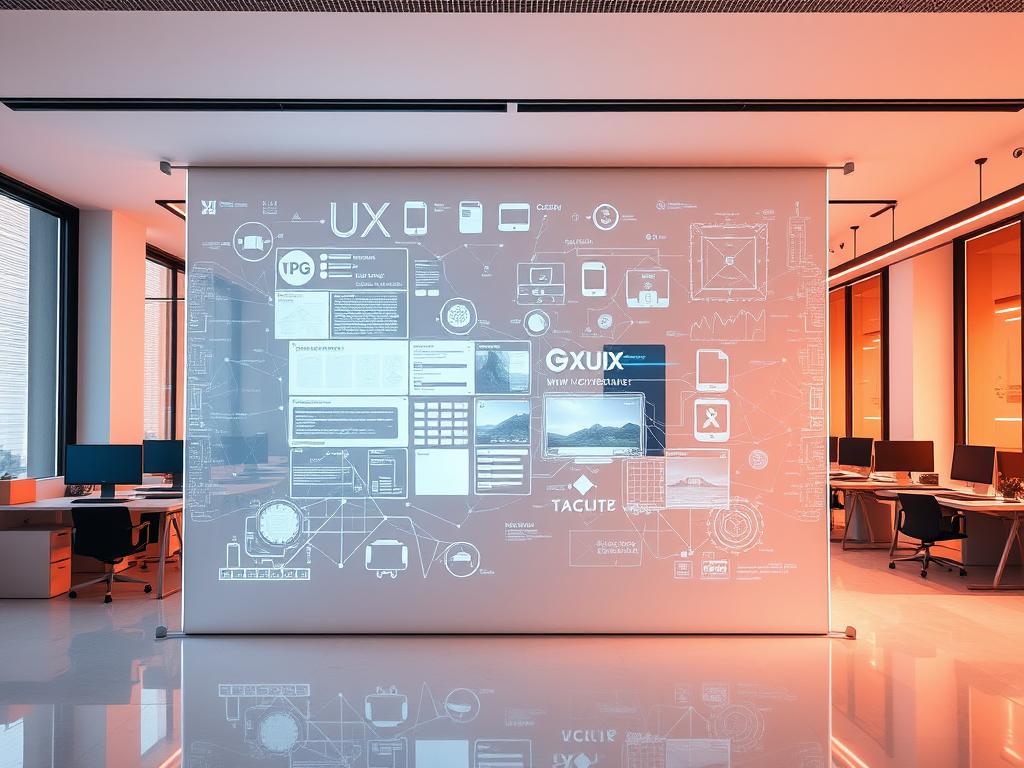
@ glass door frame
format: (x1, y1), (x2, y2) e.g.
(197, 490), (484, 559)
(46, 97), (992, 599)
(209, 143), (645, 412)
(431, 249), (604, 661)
(953, 213), (1024, 446)
(829, 268), (890, 439)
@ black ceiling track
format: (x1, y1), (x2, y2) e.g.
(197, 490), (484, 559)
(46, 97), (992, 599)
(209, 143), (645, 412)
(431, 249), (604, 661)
(4, 98), (1024, 113)
(0, 0), (1021, 8)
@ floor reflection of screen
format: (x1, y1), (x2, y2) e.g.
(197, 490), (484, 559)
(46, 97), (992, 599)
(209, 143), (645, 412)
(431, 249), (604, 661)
(543, 393), (645, 459)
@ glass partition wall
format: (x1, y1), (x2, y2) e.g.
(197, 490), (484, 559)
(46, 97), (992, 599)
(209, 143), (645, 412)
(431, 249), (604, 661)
(961, 220), (1023, 451)
(829, 272), (888, 439)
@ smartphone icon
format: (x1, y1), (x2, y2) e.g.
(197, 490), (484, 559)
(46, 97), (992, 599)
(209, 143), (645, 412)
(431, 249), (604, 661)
(696, 349), (729, 393)
(459, 201), (483, 234)
(581, 261), (607, 297)
(404, 201), (427, 236)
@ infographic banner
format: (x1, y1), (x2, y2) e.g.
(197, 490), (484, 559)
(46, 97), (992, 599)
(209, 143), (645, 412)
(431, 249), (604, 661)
(184, 168), (828, 633)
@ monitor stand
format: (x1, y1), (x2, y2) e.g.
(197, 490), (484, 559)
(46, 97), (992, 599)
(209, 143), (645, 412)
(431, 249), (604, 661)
(72, 483), (133, 504)
(971, 482), (992, 496)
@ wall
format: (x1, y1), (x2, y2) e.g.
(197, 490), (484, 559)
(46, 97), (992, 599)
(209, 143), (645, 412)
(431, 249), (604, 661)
(77, 210), (146, 444)
(887, 244), (955, 479)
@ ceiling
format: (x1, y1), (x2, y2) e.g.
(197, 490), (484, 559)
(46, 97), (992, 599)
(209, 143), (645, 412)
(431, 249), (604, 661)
(1, 12), (1023, 261)
(2, 0), (1020, 9)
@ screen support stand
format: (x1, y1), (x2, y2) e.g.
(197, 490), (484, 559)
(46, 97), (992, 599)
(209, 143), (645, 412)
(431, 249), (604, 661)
(98, 482), (117, 499)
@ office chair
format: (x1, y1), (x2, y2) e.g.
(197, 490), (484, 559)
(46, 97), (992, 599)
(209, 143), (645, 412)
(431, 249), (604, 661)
(68, 507), (153, 603)
(890, 494), (968, 578)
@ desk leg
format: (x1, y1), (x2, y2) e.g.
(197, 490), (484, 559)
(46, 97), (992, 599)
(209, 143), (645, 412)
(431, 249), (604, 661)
(969, 513), (1024, 591)
(842, 491), (893, 550)
(155, 510), (182, 600)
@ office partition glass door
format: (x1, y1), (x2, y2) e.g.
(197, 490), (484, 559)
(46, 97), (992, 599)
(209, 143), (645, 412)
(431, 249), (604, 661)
(850, 275), (885, 439)
(829, 287), (848, 437)
(0, 189), (65, 478)
(963, 221), (1022, 451)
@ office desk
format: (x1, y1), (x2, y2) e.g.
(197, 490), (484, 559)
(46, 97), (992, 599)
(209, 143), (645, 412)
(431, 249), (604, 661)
(876, 489), (1024, 591)
(829, 479), (947, 550)
(0, 495), (183, 599)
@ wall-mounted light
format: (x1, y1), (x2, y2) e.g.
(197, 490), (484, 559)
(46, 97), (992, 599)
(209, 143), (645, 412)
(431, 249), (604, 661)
(156, 200), (186, 221)
(829, 185), (1024, 285)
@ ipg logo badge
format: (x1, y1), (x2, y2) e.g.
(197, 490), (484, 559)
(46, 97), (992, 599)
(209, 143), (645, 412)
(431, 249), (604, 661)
(200, 200), (217, 215)
(278, 249), (314, 287)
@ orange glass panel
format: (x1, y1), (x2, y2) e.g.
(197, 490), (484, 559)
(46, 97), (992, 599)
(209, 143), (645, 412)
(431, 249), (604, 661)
(829, 288), (847, 437)
(850, 275), (883, 439)
(965, 222), (1022, 451)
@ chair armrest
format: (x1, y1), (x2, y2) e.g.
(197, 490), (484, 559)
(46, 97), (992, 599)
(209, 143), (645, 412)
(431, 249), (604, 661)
(132, 520), (152, 548)
(940, 510), (967, 536)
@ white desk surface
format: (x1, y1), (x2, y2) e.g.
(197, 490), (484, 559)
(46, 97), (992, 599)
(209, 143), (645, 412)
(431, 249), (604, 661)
(873, 487), (1024, 515)
(0, 494), (183, 514)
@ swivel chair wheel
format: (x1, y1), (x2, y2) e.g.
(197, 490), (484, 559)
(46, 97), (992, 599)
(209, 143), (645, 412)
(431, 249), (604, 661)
(920, 570), (928, 578)
(888, 562), (895, 569)
(103, 595), (112, 604)
(960, 569), (967, 577)
(68, 590), (77, 599)
(144, 584), (153, 594)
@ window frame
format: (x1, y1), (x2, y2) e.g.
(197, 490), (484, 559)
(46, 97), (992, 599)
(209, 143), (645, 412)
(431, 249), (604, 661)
(0, 171), (79, 476)
(145, 244), (185, 440)
(829, 268), (890, 439)
(953, 213), (1024, 447)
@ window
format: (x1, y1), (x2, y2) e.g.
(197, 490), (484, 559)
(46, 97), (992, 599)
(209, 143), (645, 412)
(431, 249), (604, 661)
(0, 173), (76, 479)
(960, 220), (1022, 450)
(829, 272), (888, 439)
(144, 249), (184, 440)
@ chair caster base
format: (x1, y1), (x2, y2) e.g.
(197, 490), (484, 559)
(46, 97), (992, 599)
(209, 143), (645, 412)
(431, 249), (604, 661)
(888, 562), (896, 569)
(960, 569), (967, 577)
(921, 570), (928, 578)
(144, 584), (152, 593)
(68, 590), (77, 599)
(103, 595), (112, 604)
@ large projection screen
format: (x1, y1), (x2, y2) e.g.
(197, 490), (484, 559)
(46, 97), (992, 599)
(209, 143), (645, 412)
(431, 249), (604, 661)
(183, 167), (829, 633)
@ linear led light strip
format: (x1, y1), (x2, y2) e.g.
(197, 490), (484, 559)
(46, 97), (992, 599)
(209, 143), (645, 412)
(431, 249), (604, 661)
(829, 191), (1024, 285)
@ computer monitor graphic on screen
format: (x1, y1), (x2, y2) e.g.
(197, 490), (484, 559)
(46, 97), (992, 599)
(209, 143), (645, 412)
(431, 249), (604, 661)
(542, 393), (646, 462)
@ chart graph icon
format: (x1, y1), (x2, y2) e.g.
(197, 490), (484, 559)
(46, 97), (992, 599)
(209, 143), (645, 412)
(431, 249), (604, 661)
(689, 309), (766, 342)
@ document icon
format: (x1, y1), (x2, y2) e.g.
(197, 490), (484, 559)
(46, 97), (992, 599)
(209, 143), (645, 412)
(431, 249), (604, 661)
(459, 201), (483, 234)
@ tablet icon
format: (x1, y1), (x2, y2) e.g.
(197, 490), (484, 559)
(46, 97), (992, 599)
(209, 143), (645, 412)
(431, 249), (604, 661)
(498, 202), (530, 232)
(694, 398), (730, 442)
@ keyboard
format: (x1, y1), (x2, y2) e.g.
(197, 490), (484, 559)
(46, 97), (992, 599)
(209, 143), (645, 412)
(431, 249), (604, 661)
(139, 492), (183, 500)
(72, 496), (134, 504)
(935, 493), (993, 502)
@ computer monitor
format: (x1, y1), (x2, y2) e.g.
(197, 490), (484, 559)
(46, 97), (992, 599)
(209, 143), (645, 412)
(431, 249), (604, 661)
(543, 393), (645, 461)
(828, 436), (839, 463)
(65, 444), (143, 500)
(997, 450), (1024, 480)
(950, 444), (996, 487)
(143, 439), (183, 490)
(873, 440), (935, 473)
(837, 437), (873, 469)
(220, 433), (269, 472)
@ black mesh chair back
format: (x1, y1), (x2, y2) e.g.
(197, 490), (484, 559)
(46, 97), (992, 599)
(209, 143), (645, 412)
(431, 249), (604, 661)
(895, 493), (945, 543)
(71, 506), (139, 563)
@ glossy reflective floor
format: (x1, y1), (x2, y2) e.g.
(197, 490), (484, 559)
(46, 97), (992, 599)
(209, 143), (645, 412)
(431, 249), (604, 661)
(1, 545), (1022, 767)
